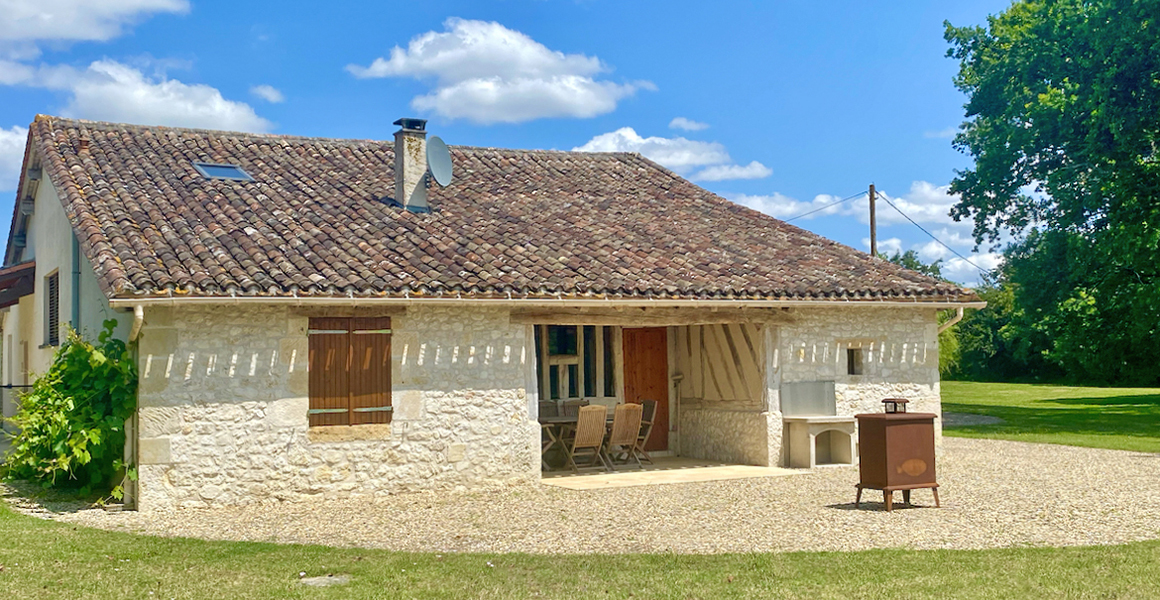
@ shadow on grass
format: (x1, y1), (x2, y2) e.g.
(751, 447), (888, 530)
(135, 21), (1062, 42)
(943, 399), (1160, 453)
(1042, 394), (1160, 408)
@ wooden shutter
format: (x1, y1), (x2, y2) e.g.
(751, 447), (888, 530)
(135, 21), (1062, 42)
(308, 317), (392, 427)
(46, 273), (59, 346)
(308, 318), (352, 426)
(349, 317), (392, 425)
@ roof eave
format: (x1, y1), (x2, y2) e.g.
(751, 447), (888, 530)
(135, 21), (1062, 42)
(107, 294), (986, 310)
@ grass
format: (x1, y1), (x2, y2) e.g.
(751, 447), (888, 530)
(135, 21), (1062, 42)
(942, 381), (1160, 452)
(2, 381), (1159, 598)
(1, 501), (1160, 600)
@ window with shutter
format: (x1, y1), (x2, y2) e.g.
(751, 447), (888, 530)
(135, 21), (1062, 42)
(308, 317), (392, 427)
(44, 272), (59, 347)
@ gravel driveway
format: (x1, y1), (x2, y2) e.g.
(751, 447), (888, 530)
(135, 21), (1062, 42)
(7, 437), (1160, 554)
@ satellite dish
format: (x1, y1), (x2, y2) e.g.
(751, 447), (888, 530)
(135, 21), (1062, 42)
(427, 136), (453, 187)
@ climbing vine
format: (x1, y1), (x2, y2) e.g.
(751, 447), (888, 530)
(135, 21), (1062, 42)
(2, 320), (137, 498)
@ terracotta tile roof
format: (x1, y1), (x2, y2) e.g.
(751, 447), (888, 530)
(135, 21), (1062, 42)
(16, 115), (978, 303)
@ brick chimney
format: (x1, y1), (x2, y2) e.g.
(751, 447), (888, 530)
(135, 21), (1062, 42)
(393, 117), (429, 212)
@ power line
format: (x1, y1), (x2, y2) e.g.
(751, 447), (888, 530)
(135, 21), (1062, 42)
(876, 191), (993, 274)
(784, 191), (866, 222)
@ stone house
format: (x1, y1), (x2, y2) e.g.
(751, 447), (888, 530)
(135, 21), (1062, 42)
(0, 115), (981, 511)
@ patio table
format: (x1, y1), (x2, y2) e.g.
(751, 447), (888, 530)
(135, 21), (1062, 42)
(539, 414), (614, 471)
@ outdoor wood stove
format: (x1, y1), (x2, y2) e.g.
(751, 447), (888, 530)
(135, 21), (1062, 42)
(854, 399), (940, 512)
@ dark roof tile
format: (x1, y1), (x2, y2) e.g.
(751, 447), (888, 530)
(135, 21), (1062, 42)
(18, 115), (977, 303)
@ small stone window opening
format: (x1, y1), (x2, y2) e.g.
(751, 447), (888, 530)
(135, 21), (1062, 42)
(846, 348), (863, 376)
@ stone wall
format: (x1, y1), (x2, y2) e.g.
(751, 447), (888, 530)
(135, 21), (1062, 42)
(775, 306), (942, 463)
(676, 307), (941, 467)
(135, 304), (538, 511)
(678, 408), (774, 466)
(132, 303), (941, 509)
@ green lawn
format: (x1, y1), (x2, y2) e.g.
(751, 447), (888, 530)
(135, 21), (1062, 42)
(942, 381), (1160, 452)
(3, 381), (1160, 598)
(1, 502), (1160, 600)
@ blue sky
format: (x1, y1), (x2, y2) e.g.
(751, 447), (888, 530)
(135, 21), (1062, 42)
(0, 0), (1014, 285)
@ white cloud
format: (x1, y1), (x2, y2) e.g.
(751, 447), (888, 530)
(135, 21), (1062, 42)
(741, 181), (964, 228)
(0, 125), (28, 191)
(862, 237), (903, 255)
(943, 252), (1002, 284)
(726, 192), (802, 218)
(731, 182), (1008, 285)
(872, 182), (963, 227)
(0, 2), (267, 133)
(573, 127), (770, 181)
(728, 191), (857, 220)
(858, 233), (999, 285)
(250, 84), (284, 103)
(923, 126), (957, 139)
(862, 233), (999, 285)
(573, 127), (729, 171)
(55, 61), (272, 132)
(0, 0), (188, 45)
(0, 59), (34, 84)
(2, 60), (271, 132)
(669, 117), (708, 131)
(917, 240), (950, 262)
(692, 160), (772, 182)
(913, 228), (977, 263)
(346, 18), (649, 123)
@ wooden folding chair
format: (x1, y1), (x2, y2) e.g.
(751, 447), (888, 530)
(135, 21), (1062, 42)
(557, 399), (589, 446)
(538, 402), (562, 470)
(634, 399), (658, 465)
(561, 399), (589, 417)
(604, 402), (644, 470)
(566, 405), (609, 473)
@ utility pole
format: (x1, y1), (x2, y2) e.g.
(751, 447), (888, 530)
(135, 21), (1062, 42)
(869, 183), (877, 258)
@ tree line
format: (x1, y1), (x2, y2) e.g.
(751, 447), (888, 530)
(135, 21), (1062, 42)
(909, 0), (1160, 386)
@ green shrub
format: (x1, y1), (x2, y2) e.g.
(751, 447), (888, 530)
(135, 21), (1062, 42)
(2, 320), (137, 498)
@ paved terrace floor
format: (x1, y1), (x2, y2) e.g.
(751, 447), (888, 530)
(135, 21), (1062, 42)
(6, 437), (1160, 554)
(542, 456), (803, 490)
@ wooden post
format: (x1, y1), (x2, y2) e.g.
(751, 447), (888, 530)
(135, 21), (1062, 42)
(869, 183), (877, 258)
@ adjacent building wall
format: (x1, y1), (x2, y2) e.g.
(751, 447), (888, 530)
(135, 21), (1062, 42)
(1, 180), (129, 427)
(0, 295), (34, 429)
(135, 304), (539, 511)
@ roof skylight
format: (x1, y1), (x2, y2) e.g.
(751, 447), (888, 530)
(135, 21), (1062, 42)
(193, 162), (253, 181)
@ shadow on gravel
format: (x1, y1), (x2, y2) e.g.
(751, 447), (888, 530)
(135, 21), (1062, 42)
(0, 481), (102, 515)
(825, 501), (934, 512)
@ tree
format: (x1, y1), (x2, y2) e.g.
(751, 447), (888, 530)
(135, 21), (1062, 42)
(882, 250), (944, 280)
(945, 0), (1160, 384)
(946, 271), (1065, 382)
(946, 0), (1160, 243)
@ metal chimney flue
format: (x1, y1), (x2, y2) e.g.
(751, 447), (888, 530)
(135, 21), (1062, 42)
(393, 117), (429, 212)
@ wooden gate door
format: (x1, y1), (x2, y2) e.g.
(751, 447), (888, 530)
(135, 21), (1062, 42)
(623, 327), (669, 451)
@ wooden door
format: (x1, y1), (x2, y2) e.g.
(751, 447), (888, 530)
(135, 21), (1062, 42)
(623, 327), (669, 451)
